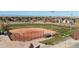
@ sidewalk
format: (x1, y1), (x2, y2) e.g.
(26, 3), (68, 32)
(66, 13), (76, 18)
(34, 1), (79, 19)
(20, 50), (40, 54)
(0, 35), (52, 48)
(0, 35), (79, 48)
(50, 37), (79, 48)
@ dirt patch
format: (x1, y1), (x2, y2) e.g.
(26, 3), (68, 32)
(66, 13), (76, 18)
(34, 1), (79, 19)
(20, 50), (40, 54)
(9, 28), (57, 41)
(71, 29), (79, 40)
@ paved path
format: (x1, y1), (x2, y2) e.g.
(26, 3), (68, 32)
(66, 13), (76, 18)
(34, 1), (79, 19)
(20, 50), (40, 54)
(70, 43), (79, 48)
(50, 37), (79, 48)
(0, 35), (52, 48)
(0, 35), (79, 48)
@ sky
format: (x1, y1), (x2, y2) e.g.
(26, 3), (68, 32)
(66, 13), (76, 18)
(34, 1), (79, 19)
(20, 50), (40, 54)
(0, 11), (79, 16)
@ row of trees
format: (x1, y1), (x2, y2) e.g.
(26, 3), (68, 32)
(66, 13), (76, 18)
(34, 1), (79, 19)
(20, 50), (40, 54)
(0, 16), (53, 23)
(0, 16), (77, 23)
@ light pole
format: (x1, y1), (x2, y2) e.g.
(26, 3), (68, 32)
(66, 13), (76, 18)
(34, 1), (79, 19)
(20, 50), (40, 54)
(69, 12), (73, 34)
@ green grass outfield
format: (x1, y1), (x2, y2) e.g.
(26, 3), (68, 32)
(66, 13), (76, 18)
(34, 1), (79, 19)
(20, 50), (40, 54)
(8, 23), (76, 45)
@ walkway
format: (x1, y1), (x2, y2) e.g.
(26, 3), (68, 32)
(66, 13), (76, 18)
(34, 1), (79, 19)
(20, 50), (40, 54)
(0, 35), (79, 48)
(50, 37), (79, 48)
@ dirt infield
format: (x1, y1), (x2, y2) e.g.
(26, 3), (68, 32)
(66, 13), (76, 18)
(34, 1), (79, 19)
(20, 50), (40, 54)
(9, 28), (57, 41)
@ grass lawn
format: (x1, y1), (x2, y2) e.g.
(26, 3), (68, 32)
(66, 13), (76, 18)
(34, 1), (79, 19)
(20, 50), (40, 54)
(8, 23), (76, 45)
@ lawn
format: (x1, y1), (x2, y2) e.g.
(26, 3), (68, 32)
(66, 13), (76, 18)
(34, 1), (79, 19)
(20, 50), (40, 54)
(8, 23), (76, 45)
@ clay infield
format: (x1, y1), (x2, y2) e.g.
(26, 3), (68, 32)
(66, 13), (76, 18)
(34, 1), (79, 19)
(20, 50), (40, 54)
(9, 28), (57, 41)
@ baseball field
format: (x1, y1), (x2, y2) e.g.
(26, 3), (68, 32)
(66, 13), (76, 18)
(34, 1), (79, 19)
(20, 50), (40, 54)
(7, 23), (76, 45)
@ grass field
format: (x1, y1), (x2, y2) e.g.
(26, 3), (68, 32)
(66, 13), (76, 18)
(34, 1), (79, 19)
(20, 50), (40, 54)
(8, 23), (76, 45)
